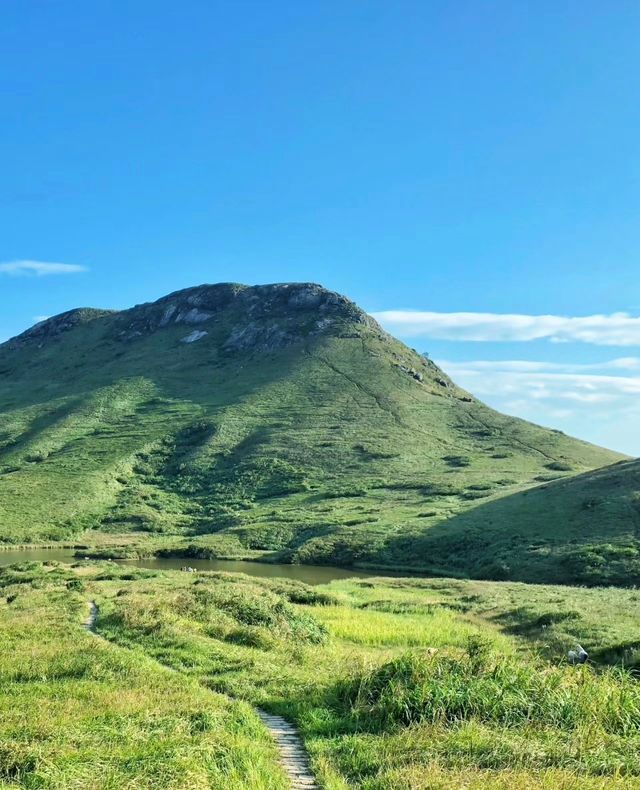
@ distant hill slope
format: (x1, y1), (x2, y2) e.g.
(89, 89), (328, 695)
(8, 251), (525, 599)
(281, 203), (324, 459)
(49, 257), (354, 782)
(0, 282), (627, 583)
(386, 458), (639, 586)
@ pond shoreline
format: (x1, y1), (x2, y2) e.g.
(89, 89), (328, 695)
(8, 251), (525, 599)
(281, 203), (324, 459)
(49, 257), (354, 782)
(0, 545), (381, 585)
(0, 540), (457, 581)
(0, 541), (442, 584)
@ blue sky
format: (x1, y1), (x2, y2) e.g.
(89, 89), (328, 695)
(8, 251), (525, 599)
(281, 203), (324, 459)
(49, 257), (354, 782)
(2, 1), (639, 454)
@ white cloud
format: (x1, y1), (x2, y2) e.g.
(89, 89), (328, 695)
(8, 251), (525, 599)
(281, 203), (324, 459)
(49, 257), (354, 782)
(436, 358), (640, 455)
(440, 357), (640, 373)
(373, 310), (640, 346)
(440, 360), (640, 401)
(0, 260), (87, 276)
(32, 315), (51, 324)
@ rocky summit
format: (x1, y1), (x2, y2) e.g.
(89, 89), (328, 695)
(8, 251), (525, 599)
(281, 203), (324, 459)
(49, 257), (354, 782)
(0, 282), (631, 585)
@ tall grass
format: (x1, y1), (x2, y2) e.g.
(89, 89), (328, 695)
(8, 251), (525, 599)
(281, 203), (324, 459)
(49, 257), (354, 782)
(340, 645), (640, 734)
(4, 562), (640, 787)
(0, 565), (289, 789)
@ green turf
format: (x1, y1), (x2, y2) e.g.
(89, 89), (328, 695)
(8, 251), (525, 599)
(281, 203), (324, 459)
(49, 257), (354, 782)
(4, 561), (638, 789)
(0, 282), (630, 585)
(0, 564), (288, 789)
(400, 458), (640, 585)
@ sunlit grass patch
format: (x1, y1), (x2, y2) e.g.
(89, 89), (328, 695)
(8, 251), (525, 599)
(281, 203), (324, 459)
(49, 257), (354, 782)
(309, 604), (487, 648)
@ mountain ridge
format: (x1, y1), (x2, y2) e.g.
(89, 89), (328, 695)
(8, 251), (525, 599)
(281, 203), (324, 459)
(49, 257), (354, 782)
(5, 282), (377, 350)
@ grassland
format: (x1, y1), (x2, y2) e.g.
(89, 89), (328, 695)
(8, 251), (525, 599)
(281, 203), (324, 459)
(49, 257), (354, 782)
(0, 282), (632, 587)
(0, 563), (288, 789)
(2, 559), (640, 788)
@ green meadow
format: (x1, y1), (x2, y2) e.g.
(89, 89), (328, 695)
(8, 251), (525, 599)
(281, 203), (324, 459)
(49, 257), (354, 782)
(2, 560), (640, 788)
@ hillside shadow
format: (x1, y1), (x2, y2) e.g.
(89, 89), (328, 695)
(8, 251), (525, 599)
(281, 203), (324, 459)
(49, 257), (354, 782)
(377, 459), (640, 585)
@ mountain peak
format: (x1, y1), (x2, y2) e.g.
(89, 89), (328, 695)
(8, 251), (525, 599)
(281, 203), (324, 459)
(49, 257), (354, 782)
(111, 281), (379, 349)
(0, 280), (627, 585)
(127, 281), (372, 324)
(6, 282), (378, 352)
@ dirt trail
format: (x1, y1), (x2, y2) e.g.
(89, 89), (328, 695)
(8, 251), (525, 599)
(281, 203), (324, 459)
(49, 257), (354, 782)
(83, 601), (318, 790)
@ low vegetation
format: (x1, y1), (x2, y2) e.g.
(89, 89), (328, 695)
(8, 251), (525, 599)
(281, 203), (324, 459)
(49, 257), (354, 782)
(2, 560), (639, 788)
(0, 563), (287, 789)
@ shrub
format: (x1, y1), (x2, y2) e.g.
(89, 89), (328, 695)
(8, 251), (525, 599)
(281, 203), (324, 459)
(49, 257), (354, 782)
(191, 582), (328, 644)
(545, 461), (573, 472)
(443, 455), (471, 468)
(25, 451), (48, 463)
(339, 649), (640, 734)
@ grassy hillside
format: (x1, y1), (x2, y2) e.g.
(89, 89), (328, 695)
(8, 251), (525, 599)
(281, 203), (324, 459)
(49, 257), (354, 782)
(0, 564), (288, 789)
(2, 560), (640, 788)
(0, 282), (627, 584)
(391, 458), (640, 586)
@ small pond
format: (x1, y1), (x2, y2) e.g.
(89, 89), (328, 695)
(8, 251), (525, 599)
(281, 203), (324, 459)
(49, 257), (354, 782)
(0, 548), (384, 585)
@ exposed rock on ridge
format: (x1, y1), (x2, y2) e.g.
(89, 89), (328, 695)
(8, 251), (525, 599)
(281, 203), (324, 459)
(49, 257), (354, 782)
(117, 282), (376, 336)
(6, 282), (381, 353)
(6, 308), (115, 348)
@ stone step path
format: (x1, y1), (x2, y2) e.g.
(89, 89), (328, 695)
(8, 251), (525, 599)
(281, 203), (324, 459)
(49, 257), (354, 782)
(257, 711), (318, 789)
(83, 601), (98, 631)
(83, 602), (319, 789)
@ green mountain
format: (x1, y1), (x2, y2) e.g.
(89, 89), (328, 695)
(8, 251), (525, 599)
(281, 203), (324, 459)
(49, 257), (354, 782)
(0, 282), (628, 583)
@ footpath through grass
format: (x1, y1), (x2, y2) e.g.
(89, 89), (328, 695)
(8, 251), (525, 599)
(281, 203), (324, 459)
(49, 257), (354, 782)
(0, 562), (287, 789)
(2, 561), (640, 788)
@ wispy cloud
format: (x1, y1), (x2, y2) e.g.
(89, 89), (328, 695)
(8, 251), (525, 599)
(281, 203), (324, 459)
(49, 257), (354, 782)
(439, 357), (640, 373)
(436, 358), (640, 455)
(0, 260), (87, 276)
(32, 315), (51, 324)
(441, 361), (640, 401)
(373, 310), (640, 346)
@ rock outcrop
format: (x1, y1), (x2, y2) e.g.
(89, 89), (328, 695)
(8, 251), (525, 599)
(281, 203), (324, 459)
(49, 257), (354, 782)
(5, 282), (381, 354)
(6, 308), (115, 348)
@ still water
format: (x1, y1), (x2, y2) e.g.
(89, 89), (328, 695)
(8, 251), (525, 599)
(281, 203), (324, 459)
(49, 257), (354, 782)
(0, 548), (381, 585)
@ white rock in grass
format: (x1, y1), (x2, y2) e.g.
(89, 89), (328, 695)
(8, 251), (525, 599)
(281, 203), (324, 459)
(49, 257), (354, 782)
(181, 330), (208, 344)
